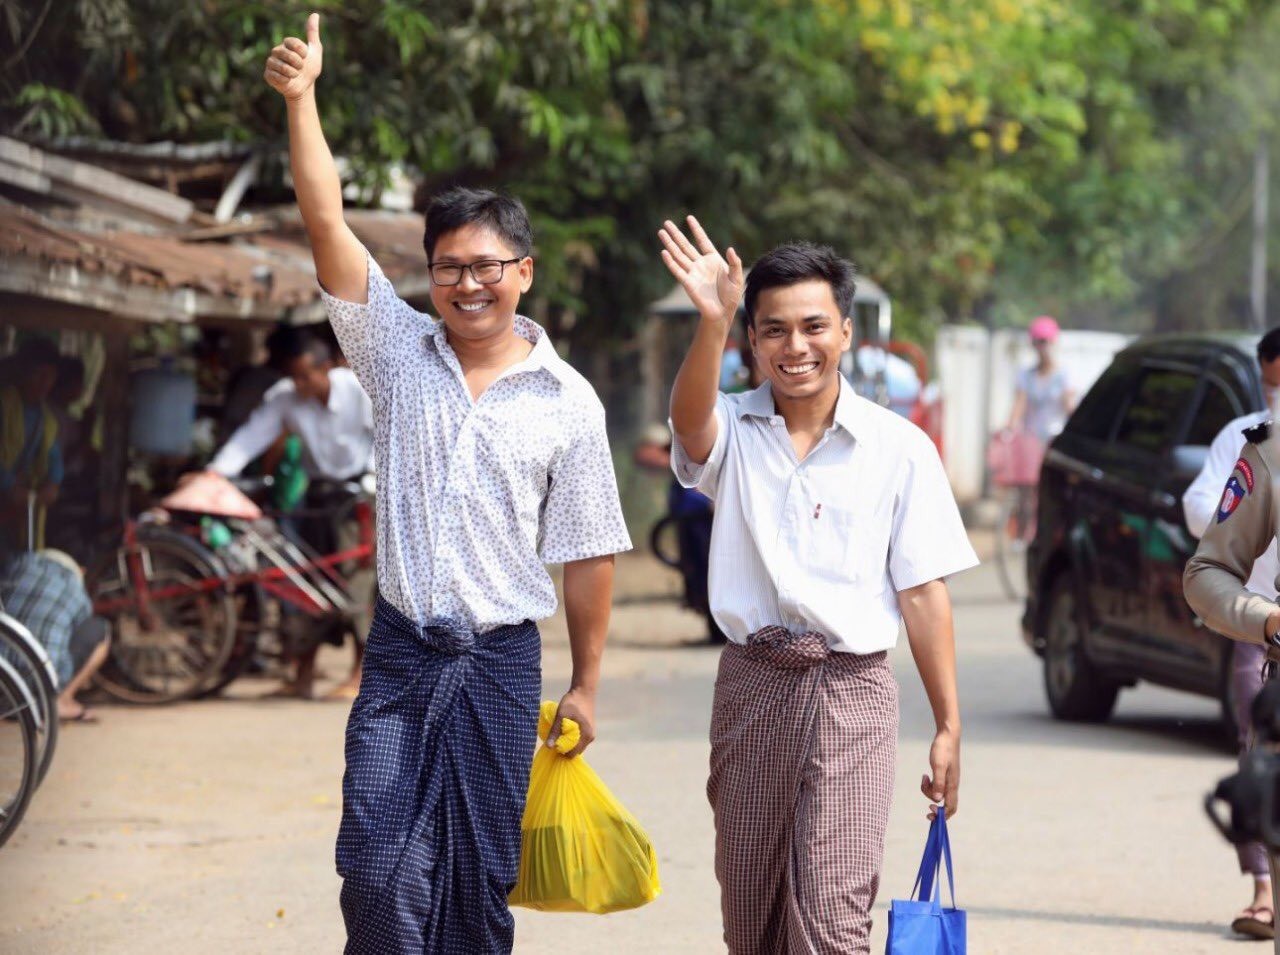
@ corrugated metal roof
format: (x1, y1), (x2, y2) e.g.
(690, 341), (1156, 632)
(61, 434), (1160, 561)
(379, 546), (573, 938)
(1, 202), (315, 306)
(0, 202), (432, 320)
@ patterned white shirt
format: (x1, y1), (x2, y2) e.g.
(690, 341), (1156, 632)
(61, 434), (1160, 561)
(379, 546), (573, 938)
(672, 378), (978, 653)
(321, 253), (632, 630)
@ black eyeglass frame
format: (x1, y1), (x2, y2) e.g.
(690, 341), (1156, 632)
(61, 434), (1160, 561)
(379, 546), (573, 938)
(427, 257), (525, 287)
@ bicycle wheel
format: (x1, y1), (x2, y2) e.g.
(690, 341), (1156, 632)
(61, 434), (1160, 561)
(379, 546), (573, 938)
(87, 526), (238, 704)
(994, 486), (1031, 601)
(0, 614), (58, 787)
(0, 655), (39, 848)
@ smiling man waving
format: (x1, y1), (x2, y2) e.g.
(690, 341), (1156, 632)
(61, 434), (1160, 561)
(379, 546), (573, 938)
(663, 218), (977, 954)
(264, 15), (631, 954)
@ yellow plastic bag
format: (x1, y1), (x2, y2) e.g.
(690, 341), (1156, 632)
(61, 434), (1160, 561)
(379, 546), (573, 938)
(509, 700), (662, 914)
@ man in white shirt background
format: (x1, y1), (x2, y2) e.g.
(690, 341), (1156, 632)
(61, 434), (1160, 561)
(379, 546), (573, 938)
(203, 324), (375, 701)
(1182, 325), (1280, 940)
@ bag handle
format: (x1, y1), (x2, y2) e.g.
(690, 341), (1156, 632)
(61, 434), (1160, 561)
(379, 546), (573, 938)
(910, 812), (941, 904)
(912, 810), (957, 910)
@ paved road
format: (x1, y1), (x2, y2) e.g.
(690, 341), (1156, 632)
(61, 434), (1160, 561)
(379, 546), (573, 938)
(0, 554), (1253, 953)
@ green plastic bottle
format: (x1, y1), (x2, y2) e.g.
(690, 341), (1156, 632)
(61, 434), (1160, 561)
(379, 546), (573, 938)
(273, 434), (309, 512)
(201, 517), (233, 550)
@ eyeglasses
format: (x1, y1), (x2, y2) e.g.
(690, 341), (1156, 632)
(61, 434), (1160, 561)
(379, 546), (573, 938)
(428, 258), (523, 287)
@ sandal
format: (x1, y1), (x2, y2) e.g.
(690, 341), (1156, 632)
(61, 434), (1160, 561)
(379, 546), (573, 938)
(1232, 906), (1276, 940)
(59, 706), (99, 724)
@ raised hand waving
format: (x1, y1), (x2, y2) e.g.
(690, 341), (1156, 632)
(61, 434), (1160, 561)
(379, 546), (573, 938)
(658, 216), (744, 328)
(264, 13), (323, 101)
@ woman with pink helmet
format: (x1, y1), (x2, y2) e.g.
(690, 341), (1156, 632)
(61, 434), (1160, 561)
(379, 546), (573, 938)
(1007, 315), (1076, 442)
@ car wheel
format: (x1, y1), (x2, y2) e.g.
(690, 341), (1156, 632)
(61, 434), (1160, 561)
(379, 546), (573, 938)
(1043, 578), (1119, 722)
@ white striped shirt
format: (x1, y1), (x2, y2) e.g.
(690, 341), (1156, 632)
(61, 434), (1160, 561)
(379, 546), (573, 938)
(672, 378), (978, 653)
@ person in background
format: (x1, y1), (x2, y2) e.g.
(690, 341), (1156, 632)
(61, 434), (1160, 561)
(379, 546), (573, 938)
(1007, 315), (1076, 443)
(634, 423), (721, 643)
(0, 337), (64, 551)
(218, 323), (295, 446)
(1182, 325), (1280, 940)
(204, 327), (374, 701)
(0, 544), (110, 723)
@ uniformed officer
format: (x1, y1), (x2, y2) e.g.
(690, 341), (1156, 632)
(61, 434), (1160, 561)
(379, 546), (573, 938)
(1185, 420), (1280, 650)
(1185, 419), (1280, 948)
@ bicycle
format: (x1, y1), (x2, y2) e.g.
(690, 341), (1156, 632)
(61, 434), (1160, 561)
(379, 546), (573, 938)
(87, 476), (375, 704)
(0, 652), (41, 847)
(0, 612), (59, 789)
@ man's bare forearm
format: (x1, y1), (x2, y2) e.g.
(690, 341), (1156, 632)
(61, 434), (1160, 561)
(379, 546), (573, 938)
(660, 217), (743, 465)
(562, 555), (615, 692)
(901, 579), (961, 733)
(285, 90), (366, 300)
(286, 89), (344, 235)
(670, 318), (729, 465)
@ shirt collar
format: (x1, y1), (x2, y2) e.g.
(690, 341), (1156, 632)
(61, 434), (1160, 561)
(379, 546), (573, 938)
(426, 314), (574, 386)
(736, 376), (867, 439)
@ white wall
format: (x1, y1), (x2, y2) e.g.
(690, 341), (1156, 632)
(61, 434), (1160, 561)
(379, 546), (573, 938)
(936, 326), (1133, 503)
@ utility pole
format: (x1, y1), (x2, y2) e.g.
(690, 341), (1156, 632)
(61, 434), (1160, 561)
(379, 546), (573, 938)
(1252, 140), (1269, 331)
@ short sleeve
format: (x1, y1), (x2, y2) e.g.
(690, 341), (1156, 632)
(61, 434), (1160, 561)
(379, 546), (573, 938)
(669, 394), (731, 498)
(538, 399), (633, 564)
(888, 433), (979, 591)
(319, 252), (426, 399)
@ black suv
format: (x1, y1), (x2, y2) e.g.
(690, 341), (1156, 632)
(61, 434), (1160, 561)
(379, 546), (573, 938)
(1022, 333), (1266, 729)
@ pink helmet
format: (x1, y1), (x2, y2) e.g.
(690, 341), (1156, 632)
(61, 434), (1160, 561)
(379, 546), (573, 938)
(1028, 315), (1060, 343)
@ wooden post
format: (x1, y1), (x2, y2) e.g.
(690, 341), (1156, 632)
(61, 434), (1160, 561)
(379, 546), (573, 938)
(97, 329), (132, 526)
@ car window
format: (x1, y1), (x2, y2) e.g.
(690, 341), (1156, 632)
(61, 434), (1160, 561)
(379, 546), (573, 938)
(1184, 379), (1243, 447)
(1065, 363), (1137, 441)
(1113, 367), (1199, 455)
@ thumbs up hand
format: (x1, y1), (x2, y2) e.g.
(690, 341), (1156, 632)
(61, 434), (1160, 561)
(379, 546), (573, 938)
(264, 13), (323, 101)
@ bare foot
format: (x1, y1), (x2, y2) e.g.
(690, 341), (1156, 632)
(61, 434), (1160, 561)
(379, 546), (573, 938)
(322, 684), (360, 702)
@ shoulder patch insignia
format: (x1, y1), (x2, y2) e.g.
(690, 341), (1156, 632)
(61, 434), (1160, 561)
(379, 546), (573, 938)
(1245, 421), (1272, 444)
(1236, 456), (1256, 493)
(1217, 475), (1248, 524)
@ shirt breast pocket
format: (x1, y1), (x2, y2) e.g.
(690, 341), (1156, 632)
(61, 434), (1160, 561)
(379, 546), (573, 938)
(810, 505), (887, 593)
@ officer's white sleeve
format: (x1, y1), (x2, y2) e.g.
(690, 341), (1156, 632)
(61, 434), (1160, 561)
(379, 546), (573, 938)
(1184, 420), (1250, 538)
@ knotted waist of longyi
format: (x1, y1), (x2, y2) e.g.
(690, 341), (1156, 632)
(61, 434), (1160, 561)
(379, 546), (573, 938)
(372, 594), (526, 656)
(743, 625), (887, 671)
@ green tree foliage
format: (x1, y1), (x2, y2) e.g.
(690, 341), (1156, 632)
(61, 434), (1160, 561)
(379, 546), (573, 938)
(2, 0), (1277, 342)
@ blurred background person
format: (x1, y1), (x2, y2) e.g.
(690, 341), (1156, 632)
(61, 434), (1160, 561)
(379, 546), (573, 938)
(0, 544), (110, 723)
(1007, 315), (1076, 445)
(202, 327), (374, 701)
(0, 338), (65, 552)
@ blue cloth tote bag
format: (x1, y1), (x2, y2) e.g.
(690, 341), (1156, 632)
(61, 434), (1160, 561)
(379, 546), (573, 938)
(886, 811), (966, 955)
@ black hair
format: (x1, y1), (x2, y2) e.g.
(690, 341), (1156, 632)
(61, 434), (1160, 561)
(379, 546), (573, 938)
(15, 336), (60, 369)
(55, 355), (84, 388)
(267, 325), (331, 370)
(423, 188), (533, 262)
(743, 242), (858, 326)
(1258, 326), (1280, 364)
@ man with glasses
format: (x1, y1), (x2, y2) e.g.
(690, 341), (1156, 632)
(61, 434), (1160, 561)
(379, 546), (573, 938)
(265, 15), (631, 954)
